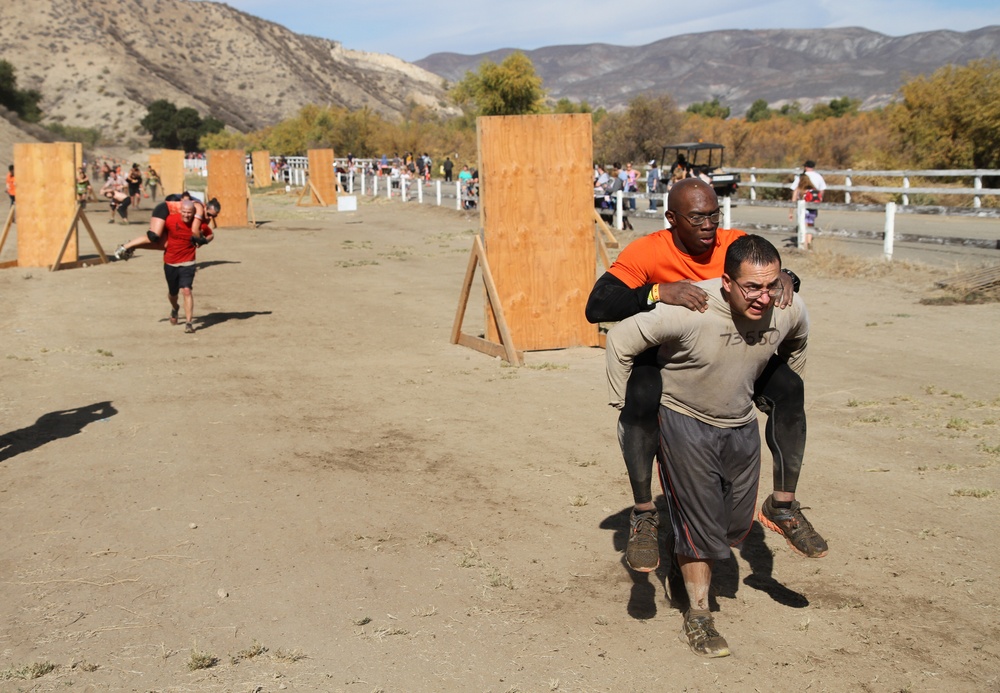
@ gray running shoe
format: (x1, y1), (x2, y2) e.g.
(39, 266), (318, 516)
(758, 495), (829, 558)
(114, 244), (133, 261)
(184, 322), (195, 334)
(625, 509), (659, 572)
(681, 610), (730, 658)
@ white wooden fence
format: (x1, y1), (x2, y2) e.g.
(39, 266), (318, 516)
(182, 155), (998, 259)
(732, 167), (1000, 208)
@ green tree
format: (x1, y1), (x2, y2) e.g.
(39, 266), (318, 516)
(778, 101), (803, 119)
(450, 52), (546, 117)
(552, 97), (594, 114)
(0, 59), (42, 122)
(745, 99), (772, 123)
(141, 100), (180, 148)
(810, 96), (861, 120)
(686, 98), (730, 119)
(890, 58), (1000, 169)
(174, 107), (204, 151)
(141, 100), (225, 151)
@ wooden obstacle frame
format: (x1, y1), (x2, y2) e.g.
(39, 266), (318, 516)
(251, 150), (271, 188)
(451, 114), (599, 362)
(206, 149), (250, 228)
(2, 142), (108, 270)
(296, 149), (338, 207)
(158, 149), (185, 197)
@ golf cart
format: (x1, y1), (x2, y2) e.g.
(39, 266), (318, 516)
(661, 142), (740, 197)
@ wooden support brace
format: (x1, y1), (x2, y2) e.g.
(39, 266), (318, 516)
(51, 204), (107, 271)
(77, 209), (108, 265)
(450, 235), (524, 366)
(596, 228), (611, 271)
(295, 179), (328, 207)
(246, 185), (258, 228)
(0, 204), (14, 258)
(593, 208), (619, 248)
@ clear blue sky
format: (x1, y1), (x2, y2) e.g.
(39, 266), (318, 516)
(202, 0), (1000, 63)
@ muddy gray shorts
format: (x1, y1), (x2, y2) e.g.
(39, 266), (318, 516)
(656, 406), (760, 561)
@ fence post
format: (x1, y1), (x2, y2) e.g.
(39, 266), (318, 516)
(347, 173), (354, 194)
(456, 181), (461, 210)
(436, 180), (441, 206)
(372, 174), (378, 197)
(417, 179), (424, 204)
(386, 176), (392, 200)
(615, 190), (623, 231)
(845, 171), (852, 204)
(883, 202), (896, 261)
(974, 175), (982, 208)
(722, 196), (731, 230)
(749, 170), (757, 202)
(902, 176), (909, 206)
(796, 200), (807, 249)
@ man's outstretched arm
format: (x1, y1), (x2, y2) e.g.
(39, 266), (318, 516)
(585, 272), (656, 324)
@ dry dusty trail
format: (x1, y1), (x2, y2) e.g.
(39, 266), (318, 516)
(0, 193), (998, 692)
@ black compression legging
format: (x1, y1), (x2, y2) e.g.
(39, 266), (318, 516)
(618, 349), (806, 504)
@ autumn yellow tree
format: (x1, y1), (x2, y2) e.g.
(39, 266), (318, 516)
(890, 58), (1000, 169)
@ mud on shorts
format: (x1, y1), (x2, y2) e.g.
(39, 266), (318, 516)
(656, 406), (760, 561)
(164, 263), (196, 296)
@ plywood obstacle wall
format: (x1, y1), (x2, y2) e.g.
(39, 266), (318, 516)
(148, 152), (161, 179)
(307, 148), (337, 205)
(479, 114), (599, 350)
(14, 142), (78, 267)
(159, 149), (185, 196)
(251, 150), (271, 188)
(207, 149), (248, 227)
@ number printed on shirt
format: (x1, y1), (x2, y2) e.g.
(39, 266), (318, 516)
(720, 329), (780, 346)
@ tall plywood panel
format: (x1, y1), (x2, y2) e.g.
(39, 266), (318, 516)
(251, 150), (271, 188)
(159, 149), (185, 196)
(148, 152), (162, 177)
(206, 149), (248, 228)
(14, 143), (78, 267)
(307, 148), (337, 205)
(479, 114), (598, 350)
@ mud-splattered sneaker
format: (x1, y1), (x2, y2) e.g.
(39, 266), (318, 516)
(114, 244), (133, 260)
(757, 495), (828, 558)
(681, 609), (730, 658)
(625, 509), (659, 572)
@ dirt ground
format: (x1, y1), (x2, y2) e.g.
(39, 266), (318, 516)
(0, 193), (998, 692)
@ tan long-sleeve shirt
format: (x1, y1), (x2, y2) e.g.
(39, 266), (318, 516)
(606, 278), (809, 428)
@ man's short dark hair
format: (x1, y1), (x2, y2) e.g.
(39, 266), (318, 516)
(724, 235), (781, 279)
(206, 197), (221, 214)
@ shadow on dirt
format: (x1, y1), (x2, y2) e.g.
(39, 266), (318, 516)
(0, 401), (118, 463)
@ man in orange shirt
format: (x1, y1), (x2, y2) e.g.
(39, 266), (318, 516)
(586, 178), (827, 573)
(5, 165), (15, 206)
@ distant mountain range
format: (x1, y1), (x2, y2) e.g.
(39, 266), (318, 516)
(416, 26), (1000, 115)
(0, 0), (455, 142)
(1, 0), (997, 151)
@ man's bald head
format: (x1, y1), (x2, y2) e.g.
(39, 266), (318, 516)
(665, 178), (722, 257)
(667, 178), (717, 213)
(179, 199), (196, 224)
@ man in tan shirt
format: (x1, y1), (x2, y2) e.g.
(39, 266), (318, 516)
(605, 234), (808, 658)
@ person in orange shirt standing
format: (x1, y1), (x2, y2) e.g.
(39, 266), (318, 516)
(5, 165), (15, 207)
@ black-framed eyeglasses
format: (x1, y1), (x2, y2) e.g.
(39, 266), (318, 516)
(733, 281), (783, 302)
(676, 210), (721, 226)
